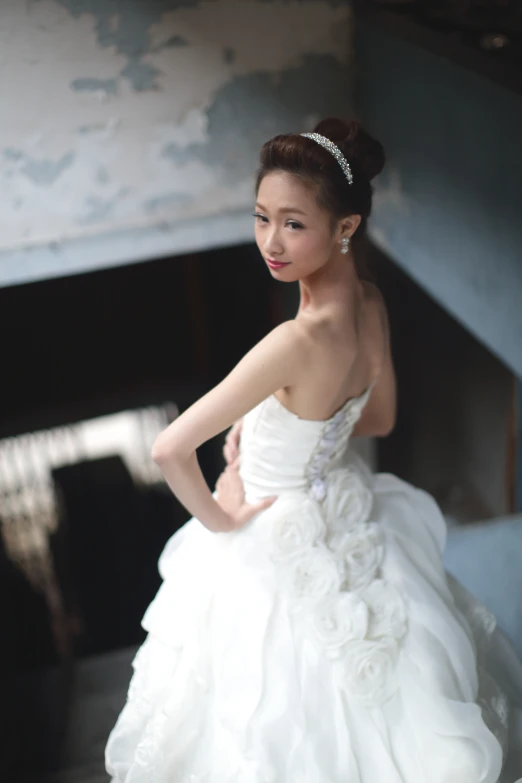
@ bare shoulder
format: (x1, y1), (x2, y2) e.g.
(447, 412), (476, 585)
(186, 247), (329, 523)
(266, 318), (311, 354)
(250, 318), (312, 375)
(363, 280), (386, 310)
(223, 317), (310, 397)
(151, 318), (310, 459)
(362, 281), (390, 338)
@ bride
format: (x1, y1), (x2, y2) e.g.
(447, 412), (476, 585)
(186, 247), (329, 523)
(105, 118), (520, 782)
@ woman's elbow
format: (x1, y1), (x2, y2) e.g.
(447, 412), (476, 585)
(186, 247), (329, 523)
(151, 437), (167, 464)
(360, 413), (395, 438)
(353, 410), (396, 439)
(376, 414), (396, 438)
(151, 433), (177, 464)
(151, 429), (193, 463)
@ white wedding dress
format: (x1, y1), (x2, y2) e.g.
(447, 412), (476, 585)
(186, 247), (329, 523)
(106, 383), (520, 783)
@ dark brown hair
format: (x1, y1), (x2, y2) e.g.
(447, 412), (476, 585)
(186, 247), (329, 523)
(255, 118), (385, 278)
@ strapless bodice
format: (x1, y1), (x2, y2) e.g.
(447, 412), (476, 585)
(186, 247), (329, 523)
(239, 385), (374, 503)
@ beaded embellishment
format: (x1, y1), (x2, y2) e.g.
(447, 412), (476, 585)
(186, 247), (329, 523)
(301, 132), (354, 186)
(304, 386), (372, 502)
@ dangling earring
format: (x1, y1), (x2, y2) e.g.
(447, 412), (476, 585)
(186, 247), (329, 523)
(340, 237), (350, 255)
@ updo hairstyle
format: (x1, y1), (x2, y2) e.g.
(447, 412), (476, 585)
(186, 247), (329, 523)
(255, 118), (385, 274)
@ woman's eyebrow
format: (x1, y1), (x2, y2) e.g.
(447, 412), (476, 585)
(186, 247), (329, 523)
(255, 202), (308, 216)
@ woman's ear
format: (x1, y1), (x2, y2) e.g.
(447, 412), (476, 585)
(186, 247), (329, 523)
(338, 214), (361, 240)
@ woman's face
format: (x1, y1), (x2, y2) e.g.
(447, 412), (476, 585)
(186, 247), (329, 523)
(254, 171), (340, 282)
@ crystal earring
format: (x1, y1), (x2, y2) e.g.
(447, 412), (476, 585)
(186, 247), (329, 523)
(340, 237), (350, 254)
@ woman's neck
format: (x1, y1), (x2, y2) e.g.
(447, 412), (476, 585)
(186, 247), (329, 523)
(297, 252), (363, 315)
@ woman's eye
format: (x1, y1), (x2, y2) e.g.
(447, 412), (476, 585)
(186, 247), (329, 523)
(252, 212), (268, 223)
(287, 221), (303, 230)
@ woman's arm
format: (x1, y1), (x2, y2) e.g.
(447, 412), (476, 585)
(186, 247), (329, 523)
(151, 321), (308, 533)
(351, 295), (396, 439)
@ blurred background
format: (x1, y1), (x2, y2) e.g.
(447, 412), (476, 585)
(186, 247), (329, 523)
(0, 1), (521, 781)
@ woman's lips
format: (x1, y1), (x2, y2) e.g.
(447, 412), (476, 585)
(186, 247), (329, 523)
(266, 259), (290, 270)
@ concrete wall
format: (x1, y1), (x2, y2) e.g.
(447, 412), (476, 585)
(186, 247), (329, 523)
(0, 0), (352, 287)
(355, 15), (522, 380)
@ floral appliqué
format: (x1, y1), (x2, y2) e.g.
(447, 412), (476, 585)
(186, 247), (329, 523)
(270, 392), (408, 708)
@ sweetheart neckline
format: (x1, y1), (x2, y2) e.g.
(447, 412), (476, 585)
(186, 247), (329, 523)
(269, 379), (376, 424)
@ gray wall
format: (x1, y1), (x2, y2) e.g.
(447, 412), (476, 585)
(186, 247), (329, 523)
(355, 16), (522, 379)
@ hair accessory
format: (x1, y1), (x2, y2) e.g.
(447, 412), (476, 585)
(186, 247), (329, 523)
(340, 237), (350, 254)
(301, 132), (354, 186)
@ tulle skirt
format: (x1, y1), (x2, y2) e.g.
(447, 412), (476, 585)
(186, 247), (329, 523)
(106, 472), (510, 783)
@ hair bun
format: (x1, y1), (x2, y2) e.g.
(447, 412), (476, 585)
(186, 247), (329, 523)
(312, 117), (385, 181)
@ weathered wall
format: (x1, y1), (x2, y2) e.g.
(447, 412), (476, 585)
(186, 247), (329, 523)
(355, 16), (522, 379)
(0, 0), (352, 287)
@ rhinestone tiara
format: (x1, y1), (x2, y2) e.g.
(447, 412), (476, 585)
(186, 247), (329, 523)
(300, 132), (353, 186)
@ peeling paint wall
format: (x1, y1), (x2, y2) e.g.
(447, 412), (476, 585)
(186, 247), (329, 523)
(0, 0), (353, 286)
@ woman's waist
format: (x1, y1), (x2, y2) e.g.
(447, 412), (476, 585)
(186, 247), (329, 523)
(239, 451), (372, 498)
(240, 472), (307, 505)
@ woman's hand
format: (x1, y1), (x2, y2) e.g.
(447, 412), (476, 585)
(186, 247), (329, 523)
(215, 463), (277, 531)
(223, 418), (243, 468)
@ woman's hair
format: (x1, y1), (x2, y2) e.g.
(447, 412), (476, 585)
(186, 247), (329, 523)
(255, 118), (385, 277)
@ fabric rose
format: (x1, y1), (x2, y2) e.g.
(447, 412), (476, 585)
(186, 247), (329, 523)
(286, 544), (343, 600)
(270, 494), (325, 560)
(362, 579), (408, 642)
(336, 639), (399, 706)
(324, 469), (373, 532)
(310, 592), (369, 657)
(330, 522), (384, 591)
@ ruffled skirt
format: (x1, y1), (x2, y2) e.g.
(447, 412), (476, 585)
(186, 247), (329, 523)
(106, 471), (509, 783)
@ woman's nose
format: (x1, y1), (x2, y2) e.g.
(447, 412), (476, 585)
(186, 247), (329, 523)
(265, 227), (284, 256)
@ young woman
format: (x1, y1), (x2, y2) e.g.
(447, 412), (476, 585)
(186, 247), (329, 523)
(106, 118), (515, 782)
